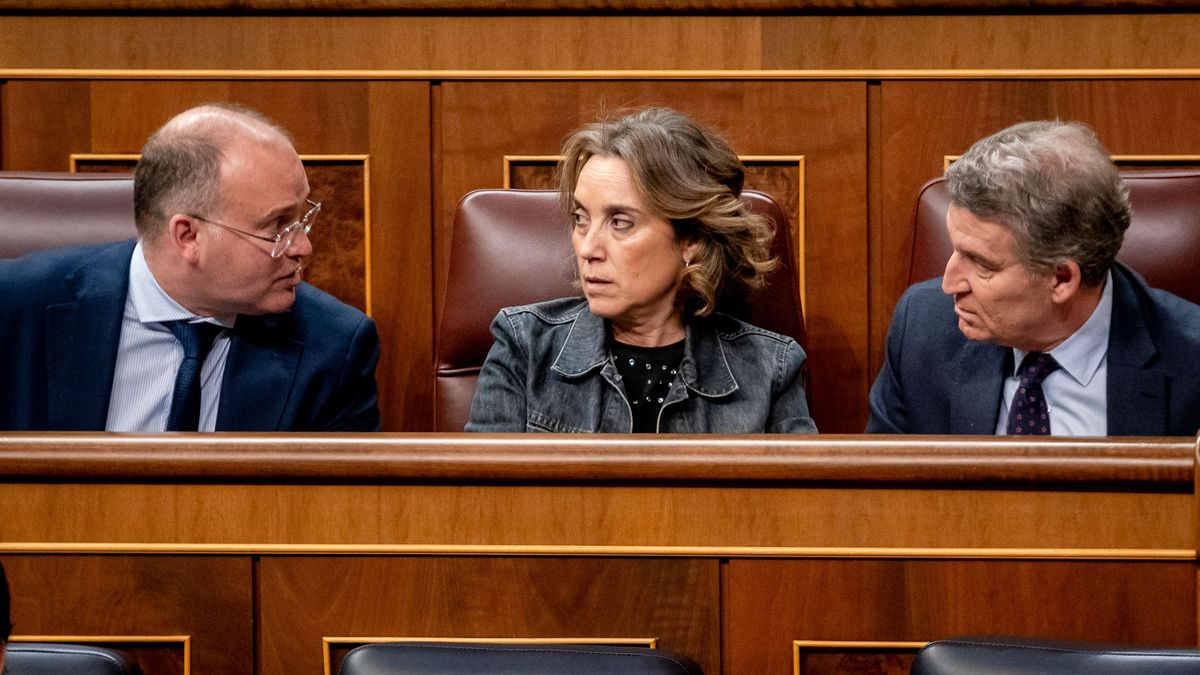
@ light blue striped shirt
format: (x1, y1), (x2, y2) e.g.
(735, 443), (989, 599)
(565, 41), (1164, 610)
(105, 241), (235, 431)
(995, 270), (1113, 436)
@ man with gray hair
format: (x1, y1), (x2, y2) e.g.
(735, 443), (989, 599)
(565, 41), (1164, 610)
(867, 120), (1200, 436)
(0, 103), (380, 431)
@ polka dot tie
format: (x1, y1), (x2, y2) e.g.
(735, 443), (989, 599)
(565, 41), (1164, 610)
(162, 320), (223, 431)
(1005, 351), (1060, 436)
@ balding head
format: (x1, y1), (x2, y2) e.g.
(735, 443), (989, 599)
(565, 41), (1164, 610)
(134, 103), (295, 241)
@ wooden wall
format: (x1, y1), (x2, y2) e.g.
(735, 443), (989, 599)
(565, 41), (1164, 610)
(4, 8), (1200, 432)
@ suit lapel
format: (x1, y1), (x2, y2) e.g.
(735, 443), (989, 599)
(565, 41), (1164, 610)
(1106, 269), (1166, 435)
(951, 340), (1008, 434)
(216, 313), (302, 431)
(47, 241), (135, 430)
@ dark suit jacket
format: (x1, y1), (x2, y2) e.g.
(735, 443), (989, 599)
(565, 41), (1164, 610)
(866, 264), (1200, 436)
(0, 239), (381, 431)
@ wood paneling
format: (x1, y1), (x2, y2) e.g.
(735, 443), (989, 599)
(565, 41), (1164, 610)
(438, 81), (868, 431)
(727, 559), (1197, 674)
(0, 435), (1194, 674)
(0, 555), (252, 675)
(362, 81), (434, 431)
(874, 80), (1200, 379)
(6, 15), (1200, 71)
(258, 556), (720, 675)
(1, 482), (1190, 551)
(0, 436), (1190, 551)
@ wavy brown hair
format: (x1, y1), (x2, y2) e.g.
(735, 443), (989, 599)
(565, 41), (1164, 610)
(558, 107), (776, 317)
(946, 120), (1130, 286)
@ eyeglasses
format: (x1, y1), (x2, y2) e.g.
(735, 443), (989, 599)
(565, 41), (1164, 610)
(189, 199), (322, 259)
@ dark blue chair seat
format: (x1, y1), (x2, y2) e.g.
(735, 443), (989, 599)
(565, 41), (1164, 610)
(912, 636), (1200, 674)
(5, 642), (142, 675)
(338, 642), (704, 675)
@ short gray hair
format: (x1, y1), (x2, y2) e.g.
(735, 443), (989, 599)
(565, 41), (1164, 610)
(134, 103), (294, 239)
(558, 107), (776, 317)
(945, 120), (1130, 286)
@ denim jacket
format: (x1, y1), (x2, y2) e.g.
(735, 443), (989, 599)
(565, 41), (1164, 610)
(466, 297), (817, 434)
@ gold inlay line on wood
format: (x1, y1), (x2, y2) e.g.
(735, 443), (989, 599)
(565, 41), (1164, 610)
(0, 542), (1192, 560)
(12, 68), (1200, 81)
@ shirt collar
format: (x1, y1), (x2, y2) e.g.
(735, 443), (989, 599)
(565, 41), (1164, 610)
(128, 239), (236, 328)
(1010, 269), (1113, 386)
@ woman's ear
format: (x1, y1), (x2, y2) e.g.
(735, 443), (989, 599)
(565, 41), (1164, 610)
(681, 237), (702, 266)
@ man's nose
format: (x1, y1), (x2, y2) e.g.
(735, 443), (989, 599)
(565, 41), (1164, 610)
(941, 252), (968, 295)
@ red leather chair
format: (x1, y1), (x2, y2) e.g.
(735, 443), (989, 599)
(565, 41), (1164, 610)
(434, 189), (806, 432)
(0, 172), (135, 259)
(908, 170), (1200, 305)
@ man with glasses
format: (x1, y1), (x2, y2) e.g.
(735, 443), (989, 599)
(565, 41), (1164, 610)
(0, 103), (380, 431)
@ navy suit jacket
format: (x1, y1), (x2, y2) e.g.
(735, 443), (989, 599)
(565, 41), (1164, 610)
(0, 239), (381, 431)
(867, 264), (1200, 436)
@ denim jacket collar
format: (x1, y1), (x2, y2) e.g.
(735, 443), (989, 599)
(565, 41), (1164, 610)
(550, 303), (738, 398)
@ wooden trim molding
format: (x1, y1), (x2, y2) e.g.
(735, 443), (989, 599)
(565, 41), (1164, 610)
(0, 542), (1193, 560)
(0, 0), (1194, 13)
(10, 68), (1200, 81)
(0, 434), (1191, 485)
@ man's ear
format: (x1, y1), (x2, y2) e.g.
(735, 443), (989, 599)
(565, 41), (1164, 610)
(165, 214), (202, 264)
(1049, 259), (1083, 304)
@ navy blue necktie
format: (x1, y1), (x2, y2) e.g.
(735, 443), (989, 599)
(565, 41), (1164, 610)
(162, 321), (223, 431)
(1006, 351), (1061, 436)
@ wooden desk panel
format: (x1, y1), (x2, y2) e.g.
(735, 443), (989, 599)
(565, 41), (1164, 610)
(0, 555), (252, 675)
(0, 433), (1194, 674)
(259, 556), (719, 675)
(727, 559), (1196, 674)
(0, 482), (1189, 553)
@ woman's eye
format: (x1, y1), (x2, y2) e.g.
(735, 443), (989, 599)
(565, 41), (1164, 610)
(572, 212), (588, 229)
(611, 217), (634, 231)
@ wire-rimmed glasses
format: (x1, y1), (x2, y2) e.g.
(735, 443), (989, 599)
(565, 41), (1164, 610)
(189, 199), (321, 258)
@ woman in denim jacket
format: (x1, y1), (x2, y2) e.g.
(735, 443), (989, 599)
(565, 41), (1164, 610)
(466, 108), (817, 434)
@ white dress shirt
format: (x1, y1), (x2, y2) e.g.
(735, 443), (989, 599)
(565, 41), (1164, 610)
(995, 271), (1114, 436)
(105, 241), (235, 431)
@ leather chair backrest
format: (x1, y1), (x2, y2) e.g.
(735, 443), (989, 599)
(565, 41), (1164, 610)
(434, 188), (806, 432)
(5, 642), (143, 675)
(908, 170), (1200, 305)
(911, 636), (1200, 675)
(338, 642), (704, 675)
(0, 172), (136, 259)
